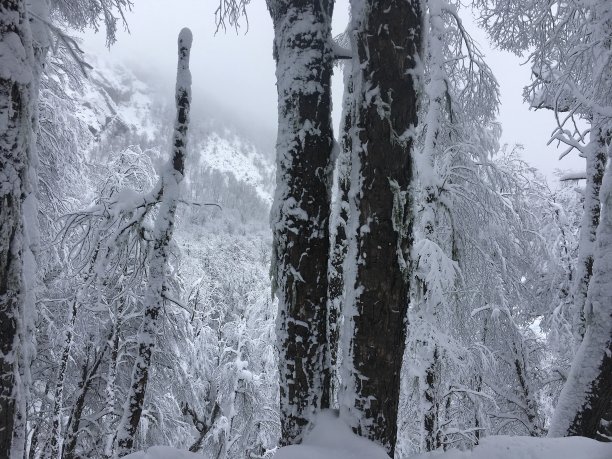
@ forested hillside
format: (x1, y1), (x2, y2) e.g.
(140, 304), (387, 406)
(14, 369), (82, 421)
(0, 1), (610, 459)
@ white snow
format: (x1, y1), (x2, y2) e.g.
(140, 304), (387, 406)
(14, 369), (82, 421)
(123, 446), (206, 459)
(412, 435), (612, 459)
(198, 132), (274, 203)
(274, 411), (389, 459)
(271, 416), (612, 459)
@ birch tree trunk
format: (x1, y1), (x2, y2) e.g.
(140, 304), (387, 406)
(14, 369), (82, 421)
(340, 0), (421, 455)
(267, 0), (335, 445)
(0, 1), (38, 455)
(115, 28), (193, 456)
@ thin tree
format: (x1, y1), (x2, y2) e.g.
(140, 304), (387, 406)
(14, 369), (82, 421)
(114, 27), (193, 455)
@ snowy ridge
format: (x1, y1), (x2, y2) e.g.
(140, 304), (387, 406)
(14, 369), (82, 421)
(66, 54), (275, 204)
(85, 54), (159, 140)
(196, 131), (275, 204)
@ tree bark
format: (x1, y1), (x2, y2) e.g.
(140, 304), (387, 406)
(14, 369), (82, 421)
(340, 0), (421, 455)
(267, 0), (335, 445)
(0, 1), (37, 456)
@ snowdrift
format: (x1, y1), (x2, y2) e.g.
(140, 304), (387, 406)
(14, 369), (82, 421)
(412, 435), (612, 459)
(125, 413), (612, 459)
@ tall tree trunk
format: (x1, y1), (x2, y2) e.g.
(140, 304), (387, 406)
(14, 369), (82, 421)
(267, 0), (335, 445)
(326, 67), (354, 410)
(115, 28), (193, 456)
(572, 125), (608, 342)
(0, 1), (38, 456)
(340, 0), (421, 455)
(549, 136), (612, 438)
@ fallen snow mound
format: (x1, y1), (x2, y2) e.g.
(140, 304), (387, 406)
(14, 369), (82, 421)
(274, 410), (389, 459)
(123, 446), (205, 459)
(412, 435), (612, 459)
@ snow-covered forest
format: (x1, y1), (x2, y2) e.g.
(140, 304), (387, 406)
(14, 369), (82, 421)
(0, 1), (610, 458)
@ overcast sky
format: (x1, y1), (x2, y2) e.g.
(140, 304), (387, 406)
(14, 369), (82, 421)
(81, 0), (584, 183)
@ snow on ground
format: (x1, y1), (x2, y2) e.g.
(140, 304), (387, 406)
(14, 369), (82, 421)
(123, 446), (205, 459)
(274, 410), (389, 459)
(122, 432), (611, 459)
(412, 435), (612, 459)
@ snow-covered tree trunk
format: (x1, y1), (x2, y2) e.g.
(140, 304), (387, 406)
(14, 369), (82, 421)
(45, 300), (78, 458)
(62, 343), (107, 459)
(339, 0), (421, 455)
(549, 138), (612, 438)
(0, 1), (39, 456)
(511, 341), (543, 437)
(572, 125), (608, 342)
(267, 0), (335, 445)
(115, 28), (193, 456)
(413, 2), (447, 450)
(326, 67), (354, 409)
(103, 300), (124, 458)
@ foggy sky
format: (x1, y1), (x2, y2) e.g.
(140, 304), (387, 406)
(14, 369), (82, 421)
(81, 0), (584, 183)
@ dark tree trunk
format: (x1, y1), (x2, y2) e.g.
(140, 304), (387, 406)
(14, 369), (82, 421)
(62, 343), (107, 459)
(267, 0), (335, 445)
(0, 1), (35, 455)
(340, 0), (421, 455)
(597, 400), (612, 442)
(512, 342), (542, 436)
(424, 346), (442, 451)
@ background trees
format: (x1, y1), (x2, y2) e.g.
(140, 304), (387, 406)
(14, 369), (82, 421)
(476, 0), (612, 440)
(1, 0), (611, 457)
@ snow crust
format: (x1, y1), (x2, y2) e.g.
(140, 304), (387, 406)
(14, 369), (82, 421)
(412, 435), (612, 459)
(274, 411), (389, 459)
